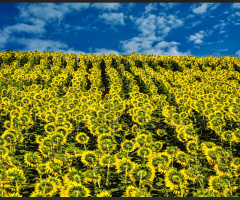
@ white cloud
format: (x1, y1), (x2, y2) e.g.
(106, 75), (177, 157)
(236, 50), (240, 56)
(15, 38), (84, 56)
(0, 19), (46, 49)
(191, 3), (220, 14)
(144, 3), (158, 14)
(17, 3), (90, 23)
(120, 35), (190, 56)
(192, 4), (209, 14)
(99, 13), (125, 26)
(185, 20), (201, 29)
(91, 3), (121, 11)
(91, 48), (120, 55)
(232, 3), (240, 9)
(188, 30), (213, 44)
(186, 14), (195, 19)
(159, 3), (180, 10)
(133, 14), (184, 38)
(119, 10), (187, 56)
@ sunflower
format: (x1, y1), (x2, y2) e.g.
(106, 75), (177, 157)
(65, 146), (82, 158)
(40, 137), (55, 150)
(34, 178), (58, 197)
(208, 174), (238, 196)
(56, 126), (69, 136)
(97, 133), (117, 153)
(182, 166), (202, 183)
(176, 151), (190, 167)
(6, 167), (26, 190)
(45, 160), (62, 176)
(232, 128), (240, 143)
(24, 152), (42, 168)
(230, 157), (240, 170)
(121, 140), (136, 153)
(0, 146), (9, 160)
(6, 192), (22, 197)
(63, 168), (85, 185)
(84, 169), (101, 184)
(156, 129), (167, 137)
(81, 151), (98, 168)
(150, 141), (163, 152)
(135, 134), (148, 147)
(132, 124), (141, 134)
(233, 165), (240, 177)
(44, 123), (56, 135)
(137, 147), (152, 159)
(114, 151), (128, 160)
(186, 140), (199, 155)
(76, 132), (89, 144)
(213, 162), (231, 176)
(124, 185), (140, 197)
(54, 153), (72, 167)
(99, 154), (117, 167)
(115, 158), (134, 174)
(129, 164), (155, 184)
(36, 163), (47, 176)
(96, 190), (112, 197)
(1, 130), (16, 145)
(164, 168), (188, 195)
(50, 133), (66, 146)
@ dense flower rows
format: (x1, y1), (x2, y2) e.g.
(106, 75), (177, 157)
(0, 51), (240, 197)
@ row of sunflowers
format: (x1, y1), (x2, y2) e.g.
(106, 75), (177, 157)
(0, 51), (240, 197)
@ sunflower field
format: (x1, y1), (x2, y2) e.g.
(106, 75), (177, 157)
(0, 51), (240, 197)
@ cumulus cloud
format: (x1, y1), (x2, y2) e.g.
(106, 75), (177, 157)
(132, 13), (184, 38)
(159, 3), (180, 10)
(119, 10), (187, 56)
(0, 19), (46, 49)
(191, 3), (220, 14)
(120, 35), (190, 56)
(188, 30), (213, 44)
(17, 3), (90, 22)
(99, 13), (125, 26)
(16, 38), (84, 55)
(232, 3), (240, 9)
(185, 20), (202, 29)
(91, 3), (121, 11)
(144, 3), (158, 14)
(91, 48), (120, 55)
(213, 20), (228, 33)
(236, 50), (240, 56)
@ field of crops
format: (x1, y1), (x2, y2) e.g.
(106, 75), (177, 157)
(0, 51), (240, 197)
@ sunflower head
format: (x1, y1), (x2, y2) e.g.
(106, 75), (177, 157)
(129, 164), (156, 183)
(81, 150), (98, 168)
(76, 132), (89, 144)
(6, 167), (26, 186)
(137, 147), (152, 159)
(121, 140), (136, 153)
(156, 129), (167, 137)
(99, 154), (117, 167)
(63, 168), (85, 185)
(24, 152), (42, 168)
(96, 190), (112, 197)
(34, 178), (58, 197)
(116, 158), (134, 174)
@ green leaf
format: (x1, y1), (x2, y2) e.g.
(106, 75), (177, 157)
(156, 182), (164, 187)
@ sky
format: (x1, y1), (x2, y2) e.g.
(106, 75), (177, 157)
(0, 3), (240, 57)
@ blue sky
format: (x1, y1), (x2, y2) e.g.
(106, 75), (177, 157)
(0, 3), (240, 57)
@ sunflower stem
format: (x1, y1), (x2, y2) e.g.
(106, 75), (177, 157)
(139, 171), (143, 189)
(15, 181), (19, 193)
(125, 167), (128, 185)
(0, 179), (3, 197)
(106, 159), (110, 186)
